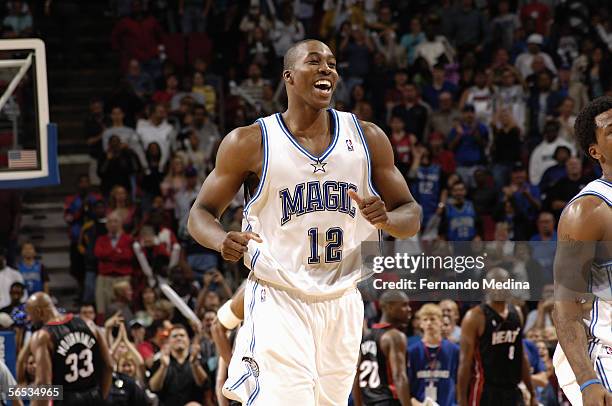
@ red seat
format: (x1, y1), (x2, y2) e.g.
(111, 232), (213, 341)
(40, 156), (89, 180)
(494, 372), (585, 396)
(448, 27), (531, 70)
(161, 33), (187, 68)
(187, 33), (213, 65)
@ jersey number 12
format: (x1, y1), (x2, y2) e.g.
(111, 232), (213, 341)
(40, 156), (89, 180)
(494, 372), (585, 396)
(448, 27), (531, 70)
(308, 227), (343, 264)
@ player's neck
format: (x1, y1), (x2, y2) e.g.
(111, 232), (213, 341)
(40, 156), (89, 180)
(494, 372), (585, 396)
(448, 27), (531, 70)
(283, 104), (329, 138)
(487, 300), (507, 314)
(601, 167), (612, 183)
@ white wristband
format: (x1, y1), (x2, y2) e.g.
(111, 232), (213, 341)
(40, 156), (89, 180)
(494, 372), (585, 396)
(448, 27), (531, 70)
(217, 299), (241, 329)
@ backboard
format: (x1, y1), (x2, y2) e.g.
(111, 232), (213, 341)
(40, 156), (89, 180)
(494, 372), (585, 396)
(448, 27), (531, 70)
(0, 38), (58, 188)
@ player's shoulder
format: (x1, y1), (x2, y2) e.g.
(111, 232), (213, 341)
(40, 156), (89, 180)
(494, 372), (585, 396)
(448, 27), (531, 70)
(223, 123), (263, 149)
(357, 119), (388, 143)
(559, 193), (609, 240)
(216, 123), (264, 168)
(462, 305), (485, 326)
(30, 327), (52, 349)
(381, 327), (407, 350)
(355, 119), (393, 163)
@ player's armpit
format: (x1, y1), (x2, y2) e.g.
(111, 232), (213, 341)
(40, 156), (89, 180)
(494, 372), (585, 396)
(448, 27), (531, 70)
(359, 120), (421, 238)
(381, 330), (411, 406)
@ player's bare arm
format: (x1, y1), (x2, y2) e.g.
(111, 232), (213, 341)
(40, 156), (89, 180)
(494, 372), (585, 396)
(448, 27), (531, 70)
(212, 286), (245, 363)
(520, 345), (538, 406)
(456, 306), (483, 406)
(29, 329), (53, 406)
(351, 353), (364, 406)
(87, 318), (113, 399)
(349, 120), (421, 239)
(552, 195), (612, 405)
(188, 124), (263, 262)
(380, 329), (412, 406)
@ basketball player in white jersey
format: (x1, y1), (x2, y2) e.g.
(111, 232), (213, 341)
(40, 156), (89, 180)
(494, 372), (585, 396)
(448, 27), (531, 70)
(552, 96), (612, 405)
(188, 39), (421, 405)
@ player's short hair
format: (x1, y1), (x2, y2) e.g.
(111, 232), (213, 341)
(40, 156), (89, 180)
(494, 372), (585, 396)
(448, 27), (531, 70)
(416, 303), (443, 320)
(283, 39), (326, 71)
(379, 290), (409, 306)
(574, 96), (612, 157)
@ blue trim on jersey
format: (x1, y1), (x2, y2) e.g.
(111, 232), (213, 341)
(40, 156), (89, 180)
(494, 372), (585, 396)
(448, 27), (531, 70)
(606, 267), (612, 298)
(245, 223), (253, 232)
(596, 178), (612, 187)
(248, 281), (259, 354)
(244, 119), (270, 216)
(567, 191), (612, 207)
(590, 297), (599, 337)
(597, 359), (611, 391)
(350, 114), (380, 197)
(247, 378), (261, 405)
(229, 367), (251, 390)
(250, 249), (261, 271)
(275, 109), (340, 162)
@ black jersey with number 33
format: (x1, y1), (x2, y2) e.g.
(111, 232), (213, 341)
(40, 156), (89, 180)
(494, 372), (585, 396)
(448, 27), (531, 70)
(359, 323), (399, 405)
(44, 314), (101, 391)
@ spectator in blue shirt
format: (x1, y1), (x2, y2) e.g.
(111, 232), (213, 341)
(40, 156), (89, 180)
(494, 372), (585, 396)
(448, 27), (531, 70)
(422, 63), (458, 110)
(408, 304), (459, 406)
(448, 104), (488, 186)
(502, 163), (541, 223)
(17, 242), (49, 295)
(529, 211), (557, 279)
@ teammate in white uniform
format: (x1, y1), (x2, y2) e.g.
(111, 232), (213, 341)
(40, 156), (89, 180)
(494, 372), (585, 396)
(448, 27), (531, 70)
(552, 96), (612, 405)
(188, 39), (421, 405)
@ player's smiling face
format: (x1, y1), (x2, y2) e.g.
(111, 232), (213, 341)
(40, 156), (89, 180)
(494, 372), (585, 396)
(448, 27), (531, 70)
(290, 42), (338, 109)
(591, 108), (612, 165)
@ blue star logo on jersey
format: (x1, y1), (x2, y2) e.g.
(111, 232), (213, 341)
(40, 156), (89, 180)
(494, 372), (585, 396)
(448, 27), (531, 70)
(311, 160), (327, 173)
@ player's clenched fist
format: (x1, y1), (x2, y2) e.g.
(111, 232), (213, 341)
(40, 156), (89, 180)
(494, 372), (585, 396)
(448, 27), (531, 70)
(348, 190), (388, 228)
(582, 384), (612, 406)
(220, 231), (262, 262)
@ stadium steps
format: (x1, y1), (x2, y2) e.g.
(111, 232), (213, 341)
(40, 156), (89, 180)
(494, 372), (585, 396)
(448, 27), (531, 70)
(19, 202), (77, 304)
(21, 4), (118, 308)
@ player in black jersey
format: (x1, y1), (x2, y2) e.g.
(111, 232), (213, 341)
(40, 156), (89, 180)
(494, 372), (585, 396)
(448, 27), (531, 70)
(353, 291), (412, 406)
(457, 268), (536, 406)
(25, 292), (112, 406)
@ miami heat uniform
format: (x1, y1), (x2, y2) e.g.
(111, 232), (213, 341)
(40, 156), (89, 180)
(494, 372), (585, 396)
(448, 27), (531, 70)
(45, 314), (105, 405)
(554, 179), (612, 405)
(470, 304), (524, 406)
(223, 109), (379, 405)
(359, 323), (401, 406)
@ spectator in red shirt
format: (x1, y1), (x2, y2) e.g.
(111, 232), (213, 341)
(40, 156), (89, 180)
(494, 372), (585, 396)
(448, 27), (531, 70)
(389, 114), (417, 177)
(94, 210), (134, 318)
(428, 132), (456, 176)
(152, 74), (179, 106)
(520, 0), (550, 36)
(111, 0), (165, 77)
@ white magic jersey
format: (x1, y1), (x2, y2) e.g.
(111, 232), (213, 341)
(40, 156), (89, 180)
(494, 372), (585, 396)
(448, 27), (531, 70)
(241, 108), (379, 296)
(567, 178), (612, 347)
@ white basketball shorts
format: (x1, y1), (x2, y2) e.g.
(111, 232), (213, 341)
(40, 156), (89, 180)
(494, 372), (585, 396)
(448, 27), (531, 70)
(553, 341), (612, 405)
(222, 275), (364, 405)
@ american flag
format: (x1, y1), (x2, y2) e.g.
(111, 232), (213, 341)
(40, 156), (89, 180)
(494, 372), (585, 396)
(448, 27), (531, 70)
(8, 150), (38, 169)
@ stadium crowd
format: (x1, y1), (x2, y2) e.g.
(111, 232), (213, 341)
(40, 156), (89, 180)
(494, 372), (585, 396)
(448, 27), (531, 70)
(1, 0), (612, 405)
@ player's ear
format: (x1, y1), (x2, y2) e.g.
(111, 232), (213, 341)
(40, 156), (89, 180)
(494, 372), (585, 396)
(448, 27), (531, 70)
(588, 144), (601, 161)
(283, 69), (293, 84)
